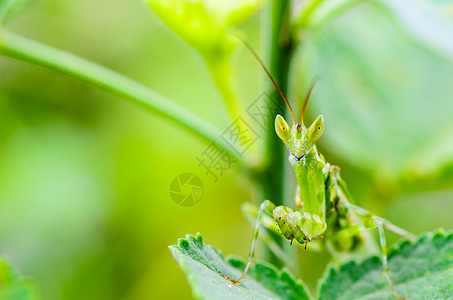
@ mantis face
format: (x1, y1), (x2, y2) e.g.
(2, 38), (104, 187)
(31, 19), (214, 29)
(275, 114), (324, 162)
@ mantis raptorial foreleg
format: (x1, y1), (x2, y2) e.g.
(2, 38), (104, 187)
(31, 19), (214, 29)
(231, 199), (328, 284)
(241, 203), (323, 263)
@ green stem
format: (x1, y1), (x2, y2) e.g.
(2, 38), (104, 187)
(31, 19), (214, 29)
(206, 56), (241, 121)
(0, 30), (246, 167)
(261, 0), (292, 212)
(258, 0), (292, 268)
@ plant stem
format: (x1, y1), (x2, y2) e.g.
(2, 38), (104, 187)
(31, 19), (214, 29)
(0, 30), (247, 167)
(206, 56), (242, 123)
(261, 0), (291, 205)
(259, 0), (292, 268)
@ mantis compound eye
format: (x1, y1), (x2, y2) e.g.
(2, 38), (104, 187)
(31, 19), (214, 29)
(308, 115), (324, 143)
(275, 114), (291, 142)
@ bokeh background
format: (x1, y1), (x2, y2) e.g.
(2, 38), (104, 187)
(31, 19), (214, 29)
(1, 0), (453, 299)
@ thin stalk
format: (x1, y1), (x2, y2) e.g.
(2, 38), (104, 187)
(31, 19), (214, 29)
(206, 56), (242, 122)
(0, 30), (246, 167)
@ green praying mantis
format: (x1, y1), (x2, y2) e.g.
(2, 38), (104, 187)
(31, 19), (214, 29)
(228, 41), (417, 299)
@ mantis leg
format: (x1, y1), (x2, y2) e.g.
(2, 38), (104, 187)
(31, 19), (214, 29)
(241, 203), (294, 264)
(230, 200), (276, 284)
(328, 165), (414, 299)
(330, 217), (407, 299)
(345, 203), (416, 241)
(241, 202), (324, 268)
(328, 164), (416, 242)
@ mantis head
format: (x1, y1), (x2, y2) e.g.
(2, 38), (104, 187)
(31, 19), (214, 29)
(275, 114), (324, 161)
(238, 37), (321, 161)
(273, 77), (322, 162)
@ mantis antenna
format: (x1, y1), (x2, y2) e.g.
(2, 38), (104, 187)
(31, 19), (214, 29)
(301, 77), (319, 125)
(238, 37), (295, 124)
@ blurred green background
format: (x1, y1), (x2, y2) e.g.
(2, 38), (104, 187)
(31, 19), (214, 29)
(1, 0), (453, 299)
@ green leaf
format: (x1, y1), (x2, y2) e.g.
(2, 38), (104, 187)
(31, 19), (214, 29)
(318, 231), (453, 300)
(0, 257), (40, 300)
(170, 233), (311, 300)
(297, 3), (453, 181)
(0, 0), (36, 25)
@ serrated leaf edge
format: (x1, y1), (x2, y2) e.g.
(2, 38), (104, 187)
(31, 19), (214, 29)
(316, 229), (453, 298)
(170, 233), (312, 300)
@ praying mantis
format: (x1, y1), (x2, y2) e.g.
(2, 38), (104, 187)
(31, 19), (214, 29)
(228, 40), (417, 299)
